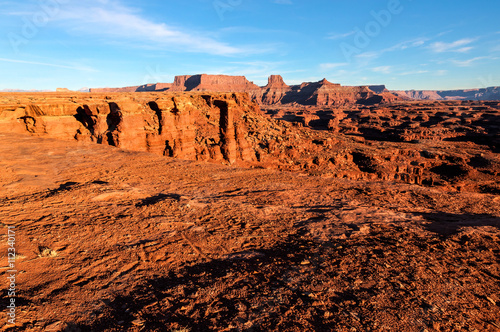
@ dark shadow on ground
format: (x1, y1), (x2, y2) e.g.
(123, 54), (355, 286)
(417, 211), (500, 237)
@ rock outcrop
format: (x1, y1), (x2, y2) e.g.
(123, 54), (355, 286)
(90, 74), (401, 106)
(255, 75), (292, 105)
(168, 74), (260, 92)
(0, 92), (261, 164)
(90, 83), (173, 93)
(393, 87), (500, 101)
(1, 93), (498, 192)
(251, 78), (400, 106)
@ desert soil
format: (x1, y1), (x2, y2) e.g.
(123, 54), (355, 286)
(0, 130), (499, 332)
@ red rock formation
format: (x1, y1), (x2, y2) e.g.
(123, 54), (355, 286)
(1, 93), (499, 191)
(253, 77), (401, 106)
(169, 74), (260, 92)
(258, 75), (291, 105)
(392, 90), (445, 100)
(287, 81), (383, 106)
(267, 75), (288, 87)
(89, 74), (402, 106)
(392, 87), (500, 101)
(90, 86), (141, 93)
(90, 83), (172, 93)
(0, 92), (259, 165)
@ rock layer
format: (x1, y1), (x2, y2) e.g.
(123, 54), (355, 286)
(1, 93), (498, 192)
(90, 74), (400, 106)
(393, 87), (500, 101)
(0, 92), (259, 164)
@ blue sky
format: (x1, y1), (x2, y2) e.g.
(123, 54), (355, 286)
(1, 0), (499, 90)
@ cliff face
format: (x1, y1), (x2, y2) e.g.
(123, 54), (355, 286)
(253, 78), (399, 106)
(91, 83), (172, 93)
(393, 87), (500, 101)
(1, 93), (499, 190)
(0, 92), (260, 164)
(90, 74), (401, 106)
(90, 76), (500, 103)
(169, 74), (260, 92)
(256, 75), (292, 105)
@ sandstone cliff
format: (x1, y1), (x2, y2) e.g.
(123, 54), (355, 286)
(168, 74), (260, 92)
(252, 78), (400, 106)
(0, 93), (498, 191)
(0, 92), (260, 164)
(90, 74), (401, 106)
(393, 87), (500, 101)
(90, 83), (172, 93)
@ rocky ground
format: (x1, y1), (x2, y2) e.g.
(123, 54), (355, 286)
(0, 94), (499, 331)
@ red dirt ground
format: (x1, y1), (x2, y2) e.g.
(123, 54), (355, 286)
(1, 130), (499, 331)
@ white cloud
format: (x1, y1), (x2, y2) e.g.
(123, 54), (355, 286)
(437, 30), (453, 37)
(355, 52), (380, 60)
(398, 70), (429, 76)
(327, 31), (356, 40)
(320, 63), (348, 70)
(353, 37), (428, 62)
(429, 38), (475, 53)
(372, 66), (392, 74)
(451, 56), (496, 67)
(386, 38), (429, 51)
(0, 57), (97, 72)
(53, 0), (245, 56)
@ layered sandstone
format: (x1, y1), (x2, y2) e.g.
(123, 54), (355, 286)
(168, 74), (260, 92)
(255, 75), (292, 105)
(256, 79), (400, 106)
(90, 83), (172, 93)
(0, 92), (260, 164)
(393, 87), (500, 101)
(90, 74), (401, 106)
(1, 93), (498, 192)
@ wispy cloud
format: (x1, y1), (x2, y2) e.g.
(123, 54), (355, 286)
(354, 37), (428, 61)
(355, 51), (380, 61)
(273, 0), (293, 4)
(429, 38), (475, 53)
(320, 63), (349, 70)
(53, 0), (246, 56)
(327, 31), (355, 40)
(437, 30), (453, 37)
(386, 38), (429, 52)
(0, 57), (97, 72)
(451, 56), (497, 67)
(398, 70), (429, 76)
(372, 66), (392, 74)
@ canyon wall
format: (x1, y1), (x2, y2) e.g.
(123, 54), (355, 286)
(1, 93), (499, 193)
(0, 92), (261, 164)
(393, 87), (500, 101)
(90, 74), (401, 106)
